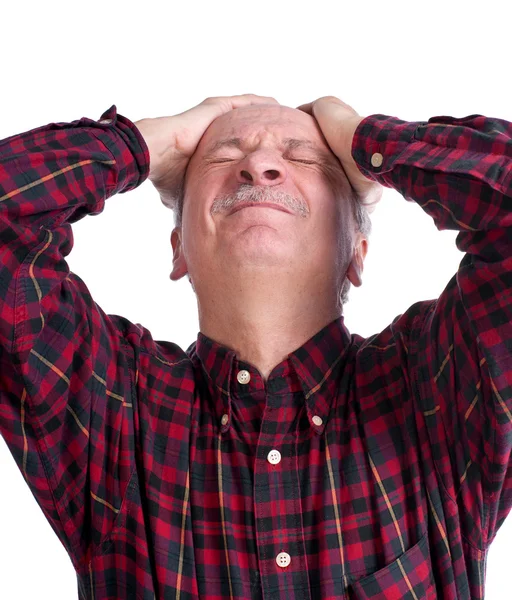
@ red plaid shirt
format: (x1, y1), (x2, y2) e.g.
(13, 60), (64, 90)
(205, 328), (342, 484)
(0, 105), (511, 599)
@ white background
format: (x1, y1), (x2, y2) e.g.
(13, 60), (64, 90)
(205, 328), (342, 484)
(1, 0), (511, 597)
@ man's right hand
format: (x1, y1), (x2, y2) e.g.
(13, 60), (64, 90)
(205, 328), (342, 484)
(134, 94), (279, 208)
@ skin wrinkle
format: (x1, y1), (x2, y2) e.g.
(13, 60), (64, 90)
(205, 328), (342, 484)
(169, 104), (370, 381)
(203, 136), (343, 171)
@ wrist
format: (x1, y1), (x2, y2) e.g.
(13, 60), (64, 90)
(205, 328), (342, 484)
(340, 116), (365, 174)
(134, 118), (157, 178)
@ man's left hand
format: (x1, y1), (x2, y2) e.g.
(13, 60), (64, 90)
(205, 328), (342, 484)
(297, 96), (383, 212)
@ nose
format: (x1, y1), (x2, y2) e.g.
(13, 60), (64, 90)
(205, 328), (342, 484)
(236, 151), (287, 187)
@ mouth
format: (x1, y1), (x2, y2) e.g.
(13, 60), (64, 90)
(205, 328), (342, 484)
(229, 203), (293, 216)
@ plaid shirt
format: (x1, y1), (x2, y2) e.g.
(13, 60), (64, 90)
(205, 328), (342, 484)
(0, 104), (511, 600)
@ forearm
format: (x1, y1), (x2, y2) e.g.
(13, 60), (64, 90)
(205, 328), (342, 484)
(351, 113), (512, 239)
(0, 104), (150, 354)
(352, 111), (512, 372)
(0, 104), (149, 230)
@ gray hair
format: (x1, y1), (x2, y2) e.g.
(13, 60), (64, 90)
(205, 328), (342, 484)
(339, 192), (372, 306)
(169, 182), (371, 308)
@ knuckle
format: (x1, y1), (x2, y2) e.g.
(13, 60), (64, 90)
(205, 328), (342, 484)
(319, 95), (340, 103)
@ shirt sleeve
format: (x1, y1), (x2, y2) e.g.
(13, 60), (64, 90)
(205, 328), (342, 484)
(0, 105), (150, 570)
(352, 114), (512, 550)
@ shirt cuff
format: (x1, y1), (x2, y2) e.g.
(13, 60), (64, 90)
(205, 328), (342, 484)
(351, 114), (428, 182)
(87, 104), (150, 193)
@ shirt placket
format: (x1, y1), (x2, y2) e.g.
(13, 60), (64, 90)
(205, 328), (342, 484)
(250, 377), (311, 600)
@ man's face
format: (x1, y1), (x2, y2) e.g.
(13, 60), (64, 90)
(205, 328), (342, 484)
(170, 104), (367, 299)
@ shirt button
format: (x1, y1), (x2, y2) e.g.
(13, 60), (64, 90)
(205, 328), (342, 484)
(276, 552), (291, 568)
(267, 449), (282, 465)
(312, 415), (323, 426)
(221, 414), (229, 426)
(371, 152), (383, 168)
(237, 369), (251, 384)
(99, 118), (112, 124)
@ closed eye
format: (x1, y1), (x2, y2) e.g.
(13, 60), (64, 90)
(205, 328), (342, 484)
(208, 158), (317, 165)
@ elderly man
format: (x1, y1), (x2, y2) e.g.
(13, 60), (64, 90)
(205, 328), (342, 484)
(0, 94), (510, 599)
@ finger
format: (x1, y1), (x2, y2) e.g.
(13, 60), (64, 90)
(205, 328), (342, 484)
(199, 95), (280, 123)
(235, 93), (279, 104)
(296, 102), (314, 115)
(230, 94), (279, 108)
(188, 95), (277, 133)
(220, 94), (280, 110)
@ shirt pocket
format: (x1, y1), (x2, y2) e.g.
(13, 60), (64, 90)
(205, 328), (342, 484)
(349, 532), (436, 599)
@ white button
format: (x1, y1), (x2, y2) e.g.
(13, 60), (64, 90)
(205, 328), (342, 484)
(312, 415), (323, 426)
(237, 369), (251, 384)
(221, 414), (229, 426)
(267, 449), (282, 465)
(276, 552), (291, 568)
(99, 118), (112, 124)
(371, 152), (383, 168)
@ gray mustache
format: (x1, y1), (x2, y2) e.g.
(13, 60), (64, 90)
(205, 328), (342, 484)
(211, 185), (309, 218)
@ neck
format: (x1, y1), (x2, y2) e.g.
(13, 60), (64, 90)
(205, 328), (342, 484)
(196, 269), (342, 381)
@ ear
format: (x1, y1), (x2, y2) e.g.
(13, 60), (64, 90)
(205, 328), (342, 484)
(170, 227), (189, 281)
(346, 235), (368, 288)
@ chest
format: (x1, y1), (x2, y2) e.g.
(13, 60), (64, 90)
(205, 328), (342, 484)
(92, 383), (451, 599)
(180, 388), (434, 597)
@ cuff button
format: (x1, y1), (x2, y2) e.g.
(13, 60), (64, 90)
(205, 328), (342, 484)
(371, 152), (383, 168)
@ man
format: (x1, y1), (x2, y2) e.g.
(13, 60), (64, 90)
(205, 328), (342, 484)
(0, 94), (510, 599)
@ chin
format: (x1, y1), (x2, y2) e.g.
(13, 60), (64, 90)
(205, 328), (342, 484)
(230, 230), (293, 268)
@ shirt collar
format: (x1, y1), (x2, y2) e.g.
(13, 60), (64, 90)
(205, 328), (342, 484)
(188, 316), (352, 435)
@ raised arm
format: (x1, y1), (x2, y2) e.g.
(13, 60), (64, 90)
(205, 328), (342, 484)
(352, 112), (512, 550)
(0, 105), (150, 570)
(303, 96), (512, 551)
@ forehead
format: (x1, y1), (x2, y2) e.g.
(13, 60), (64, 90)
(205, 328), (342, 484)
(198, 104), (332, 154)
